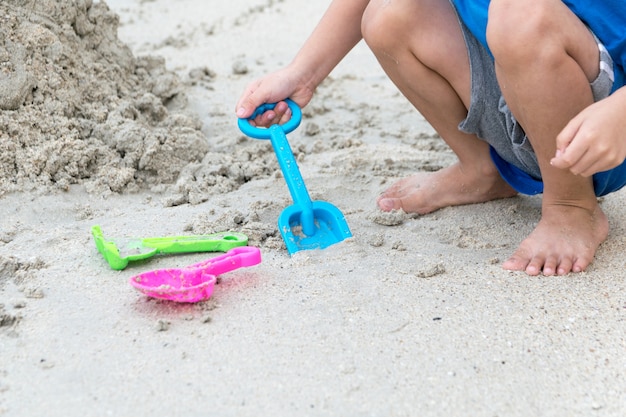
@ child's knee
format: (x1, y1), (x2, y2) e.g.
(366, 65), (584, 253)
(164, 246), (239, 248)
(487, 0), (553, 63)
(361, 0), (409, 52)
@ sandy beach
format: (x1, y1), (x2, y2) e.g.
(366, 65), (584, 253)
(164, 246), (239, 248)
(1, 1), (626, 416)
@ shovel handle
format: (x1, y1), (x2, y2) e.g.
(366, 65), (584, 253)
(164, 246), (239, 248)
(268, 124), (316, 235)
(237, 99), (302, 138)
(238, 100), (316, 236)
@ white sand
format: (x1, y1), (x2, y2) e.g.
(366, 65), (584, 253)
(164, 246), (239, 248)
(1, 1), (626, 416)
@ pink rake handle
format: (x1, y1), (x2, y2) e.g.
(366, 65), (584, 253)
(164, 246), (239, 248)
(129, 246), (262, 303)
(185, 246), (262, 274)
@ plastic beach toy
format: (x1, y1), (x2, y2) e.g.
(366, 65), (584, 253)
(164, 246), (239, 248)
(92, 225), (248, 270)
(129, 246), (262, 303)
(237, 99), (352, 255)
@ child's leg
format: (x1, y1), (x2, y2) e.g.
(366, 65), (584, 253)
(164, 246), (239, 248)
(362, 0), (516, 214)
(487, 0), (608, 275)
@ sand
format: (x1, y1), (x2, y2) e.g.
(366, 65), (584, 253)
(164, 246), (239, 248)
(1, 1), (626, 416)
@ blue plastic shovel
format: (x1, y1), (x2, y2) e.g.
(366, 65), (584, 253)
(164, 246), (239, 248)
(238, 99), (352, 255)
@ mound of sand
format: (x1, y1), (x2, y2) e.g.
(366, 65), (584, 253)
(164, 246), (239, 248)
(0, 0), (277, 203)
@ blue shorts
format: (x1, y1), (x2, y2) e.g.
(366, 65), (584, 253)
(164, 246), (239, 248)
(455, 8), (626, 197)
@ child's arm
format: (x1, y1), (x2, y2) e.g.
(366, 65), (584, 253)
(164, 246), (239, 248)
(236, 0), (369, 126)
(551, 86), (626, 176)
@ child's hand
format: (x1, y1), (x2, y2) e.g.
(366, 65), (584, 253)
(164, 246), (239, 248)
(235, 67), (314, 128)
(551, 89), (626, 177)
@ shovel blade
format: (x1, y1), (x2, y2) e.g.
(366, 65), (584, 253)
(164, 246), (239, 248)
(278, 201), (352, 255)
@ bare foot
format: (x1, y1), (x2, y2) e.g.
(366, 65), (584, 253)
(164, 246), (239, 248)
(502, 202), (608, 276)
(377, 162), (517, 214)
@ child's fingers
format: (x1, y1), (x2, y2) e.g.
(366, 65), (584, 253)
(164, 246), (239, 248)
(564, 149), (594, 177)
(554, 116), (583, 157)
(555, 116), (579, 153)
(576, 158), (605, 178)
(247, 101), (292, 128)
(550, 143), (586, 170)
(235, 80), (261, 116)
(236, 89), (264, 119)
(551, 118), (585, 169)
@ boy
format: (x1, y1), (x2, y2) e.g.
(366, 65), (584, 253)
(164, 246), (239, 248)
(236, 0), (626, 276)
